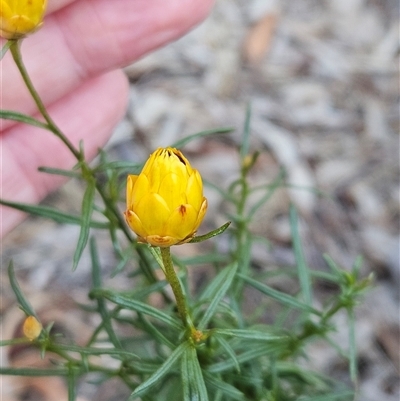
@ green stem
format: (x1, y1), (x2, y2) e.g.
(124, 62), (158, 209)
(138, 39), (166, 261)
(9, 40), (80, 160)
(160, 247), (194, 330)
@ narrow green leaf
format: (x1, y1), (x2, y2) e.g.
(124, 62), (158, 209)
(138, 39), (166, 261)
(54, 343), (138, 359)
(90, 237), (123, 350)
(290, 205), (313, 306)
(183, 345), (209, 401)
(270, 357), (278, 396)
(128, 280), (169, 300)
(73, 180), (95, 270)
(352, 254), (364, 277)
(347, 307), (357, 383)
(119, 280), (168, 300)
(232, 233), (252, 298)
(172, 127), (233, 149)
(126, 360), (163, 375)
(0, 110), (48, 129)
(181, 345), (192, 401)
(0, 367), (75, 376)
(238, 273), (321, 316)
(204, 179), (235, 203)
(81, 353), (89, 373)
(179, 252), (229, 266)
(138, 314), (175, 349)
(67, 368), (76, 401)
(111, 246), (135, 277)
(214, 335), (240, 373)
(299, 392), (354, 401)
(213, 328), (288, 342)
(8, 261), (36, 317)
(94, 160), (142, 173)
(199, 263), (235, 303)
(323, 254), (342, 277)
(90, 236), (102, 288)
(0, 199), (109, 228)
(203, 372), (245, 401)
(276, 361), (328, 386)
(191, 347), (209, 401)
(189, 222), (231, 244)
(198, 262), (238, 329)
(207, 344), (284, 374)
(147, 245), (165, 272)
(90, 289), (182, 330)
(247, 169), (285, 220)
(128, 342), (189, 400)
(240, 103), (252, 161)
(38, 166), (81, 178)
(78, 140), (85, 158)
(1, 40), (12, 59)
(310, 270), (338, 283)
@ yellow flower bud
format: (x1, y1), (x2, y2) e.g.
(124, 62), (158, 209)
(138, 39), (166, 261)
(23, 315), (42, 341)
(125, 147), (208, 247)
(0, 0), (47, 40)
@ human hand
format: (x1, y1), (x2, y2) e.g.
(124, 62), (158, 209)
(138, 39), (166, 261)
(1, 0), (214, 238)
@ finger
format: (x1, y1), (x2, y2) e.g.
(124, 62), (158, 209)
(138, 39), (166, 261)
(1, 69), (128, 237)
(45, 0), (76, 14)
(1, 0), (214, 115)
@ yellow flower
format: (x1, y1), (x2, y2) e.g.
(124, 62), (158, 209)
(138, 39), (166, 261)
(23, 315), (42, 341)
(125, 147), (208, 247)
(0, 0), (47, 40)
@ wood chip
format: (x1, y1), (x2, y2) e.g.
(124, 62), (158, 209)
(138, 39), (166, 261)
(243, 13), (278, 65)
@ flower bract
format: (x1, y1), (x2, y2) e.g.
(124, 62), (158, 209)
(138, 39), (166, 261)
(0, 0), (47, 40)
(125, 147), (207, 247)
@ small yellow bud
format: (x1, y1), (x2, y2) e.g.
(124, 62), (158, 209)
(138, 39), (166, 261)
(191, 329), (206, 343)
(23, 315), (42, 341)
(125, 147), (208, 247)
(0, 0), (47, 40)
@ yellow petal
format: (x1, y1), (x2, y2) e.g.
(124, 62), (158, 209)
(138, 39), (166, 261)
(193, 197), (208, 232)
(126, 175), (138, 208)
(186, 170), (203, 211)
(0, 1), (13, 18)
(170, 152), (190, 178)
(125, 209), (147, 239)
(170, 148), (191, 170)
(135, 193), (171, 236)
(142, 149), (162, 187)
(158, 172), (186, 210)
(130, 173), (150, 207)
(166, 204), (198, 240)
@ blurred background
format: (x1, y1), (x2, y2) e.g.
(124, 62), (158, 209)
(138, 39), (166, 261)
(2, 0), (399, 400)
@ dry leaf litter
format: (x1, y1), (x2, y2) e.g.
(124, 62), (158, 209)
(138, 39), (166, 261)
(1, 0), (399, 400)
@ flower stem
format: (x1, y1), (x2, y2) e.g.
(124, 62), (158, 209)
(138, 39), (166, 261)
(9, 40), (81, 160)
(160, 247), (194, 330)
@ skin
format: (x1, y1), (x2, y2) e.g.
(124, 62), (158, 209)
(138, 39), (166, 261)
(0, 0), (214, 238)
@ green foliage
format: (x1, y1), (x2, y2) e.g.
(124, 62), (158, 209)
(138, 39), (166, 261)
(1, 46), (371, 399)
(2, 120), (370, 399)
